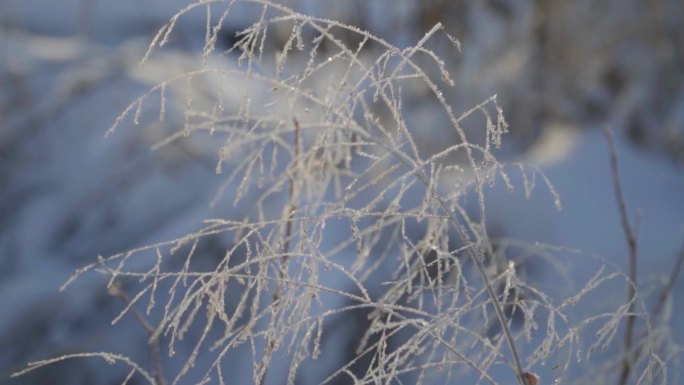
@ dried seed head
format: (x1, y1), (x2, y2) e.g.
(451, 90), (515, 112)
(107, 281), (123, 297)
(521, 372), (540, 385)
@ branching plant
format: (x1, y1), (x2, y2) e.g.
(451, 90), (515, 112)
(12, 1), (680, 385)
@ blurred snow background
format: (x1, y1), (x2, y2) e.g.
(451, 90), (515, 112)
(1, 0), (683, 384)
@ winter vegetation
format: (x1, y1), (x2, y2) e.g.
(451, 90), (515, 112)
(2, 1), (683, 385)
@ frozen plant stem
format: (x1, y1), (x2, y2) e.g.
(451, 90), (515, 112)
(260, 117), (301, 385)
(603, 127), (638, 385)
(651, 242), (684, 322)
(629, 241), (684, 378)
(108, 282), (167, 385)
(381, 144), (528, 385)
(272, 116), (301, 302)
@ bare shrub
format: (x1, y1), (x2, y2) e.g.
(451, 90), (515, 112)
(12, 1), (677, 385)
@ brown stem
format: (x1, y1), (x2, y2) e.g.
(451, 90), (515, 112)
(381, 144), (528, 385)
(652, 242), (684, 322)
(108, 282), (167, 385)
(628, 241), (684, 372)
(271, 117), (300, 302)
(282, 117), (301, 264)
(603, 127), (638, 385)
(261, 117), (301, 385)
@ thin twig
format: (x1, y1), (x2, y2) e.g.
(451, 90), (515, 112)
(109, 282), (168, 385)
(283, 117), (301, 265)
(272, 116), (300, 302)
(628, 241), (684, 373)
(261, 117), (301, 385)
(652, 241), (684, 322)
(603, 127), (638, 385)
(379, 142), (528, 385)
